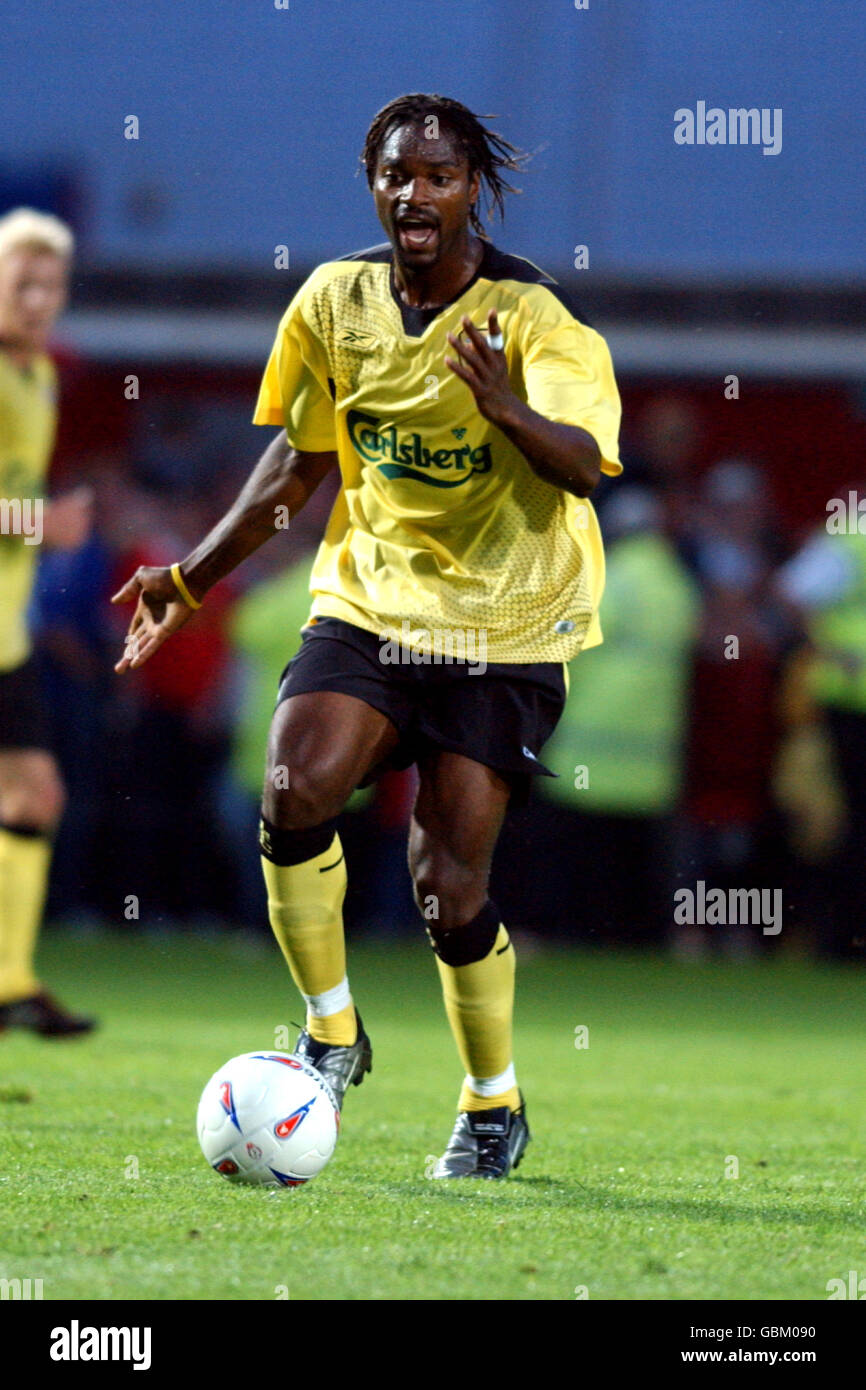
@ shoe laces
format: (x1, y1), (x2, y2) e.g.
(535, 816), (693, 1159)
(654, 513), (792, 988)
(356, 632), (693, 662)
(476, 1129), (508, 1172)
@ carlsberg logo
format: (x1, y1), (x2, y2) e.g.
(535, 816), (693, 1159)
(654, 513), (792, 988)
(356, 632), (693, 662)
(348, 409), (492, 488)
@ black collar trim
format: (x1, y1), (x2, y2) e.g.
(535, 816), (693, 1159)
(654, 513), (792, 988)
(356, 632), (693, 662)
(389, 240), (492, 338)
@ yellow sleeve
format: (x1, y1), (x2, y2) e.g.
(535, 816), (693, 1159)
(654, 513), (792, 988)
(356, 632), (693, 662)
(521, 319), (623, 477)
(253, 289), (337, 452)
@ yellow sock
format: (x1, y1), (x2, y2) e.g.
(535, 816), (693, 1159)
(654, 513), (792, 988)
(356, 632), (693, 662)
(0, 826), (51, 1005)
(457, 1081), (521, 1114)
(261, 833), (357, 1046)
(436, 924), (521, 1113)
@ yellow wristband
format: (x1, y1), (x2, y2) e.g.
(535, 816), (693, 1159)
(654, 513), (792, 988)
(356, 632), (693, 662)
(170, 563), (202, 610)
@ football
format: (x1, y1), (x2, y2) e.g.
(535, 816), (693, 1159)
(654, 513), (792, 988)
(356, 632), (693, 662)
(196, 1051), (339, 1187)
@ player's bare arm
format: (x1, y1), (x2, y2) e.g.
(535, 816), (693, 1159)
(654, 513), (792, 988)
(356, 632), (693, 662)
(112, 433), (336, 672)
(445, 308), (602, 497)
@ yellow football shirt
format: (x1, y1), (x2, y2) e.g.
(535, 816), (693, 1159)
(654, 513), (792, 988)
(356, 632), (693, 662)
(0, 350), (57, 672)
(253, 241), (622, 663)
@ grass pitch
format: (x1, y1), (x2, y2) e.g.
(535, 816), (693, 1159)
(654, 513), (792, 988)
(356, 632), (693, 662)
(1, 929), (864, 1301)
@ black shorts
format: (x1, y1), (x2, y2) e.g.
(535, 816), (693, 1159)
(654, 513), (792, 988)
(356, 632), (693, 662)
(0, 655), (52, 752)
(275, 617), (566, 806)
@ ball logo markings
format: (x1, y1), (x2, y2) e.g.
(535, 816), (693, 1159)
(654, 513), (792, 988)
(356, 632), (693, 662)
(218, 1080), (241, 1132)
(268, 1169), (309, 1187)
(251, 1053), (303, 1069)
(274, 1097), (316, 1139)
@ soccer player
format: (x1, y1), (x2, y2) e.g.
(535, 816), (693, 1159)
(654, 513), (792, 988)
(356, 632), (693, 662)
(0, 208), (95, 1036)
(114, 94), (622, 1177)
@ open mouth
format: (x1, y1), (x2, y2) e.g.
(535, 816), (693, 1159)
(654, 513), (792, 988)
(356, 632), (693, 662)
(396, 220), (438, 252)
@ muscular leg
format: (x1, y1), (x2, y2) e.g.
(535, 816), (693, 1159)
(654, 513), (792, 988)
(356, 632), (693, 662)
(260, 692), (400, 1046)
(408, 749), (510, 928)
(408, 750), (521, 1112)
(0, 749), (65, 1004)
(262, 691), (399, 829)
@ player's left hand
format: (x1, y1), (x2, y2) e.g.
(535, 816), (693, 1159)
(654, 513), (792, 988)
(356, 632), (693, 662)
(445, 310), (515, 426)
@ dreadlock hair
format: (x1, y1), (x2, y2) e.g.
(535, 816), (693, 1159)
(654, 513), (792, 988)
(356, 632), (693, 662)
(361, 93), (528, 238)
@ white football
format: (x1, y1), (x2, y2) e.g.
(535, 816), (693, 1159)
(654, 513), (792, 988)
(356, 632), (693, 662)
(196, 1051), (339, 1187)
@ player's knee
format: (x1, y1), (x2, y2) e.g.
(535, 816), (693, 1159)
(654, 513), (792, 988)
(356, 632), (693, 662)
(426, 898), (501, 966)
(0, 769), (65, 832)
(409, 847), (487, 931)
(262, 758), (347, 830)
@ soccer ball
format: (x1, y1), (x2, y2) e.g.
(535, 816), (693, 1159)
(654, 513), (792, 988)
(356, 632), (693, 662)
(196, 1051), (339, 1188)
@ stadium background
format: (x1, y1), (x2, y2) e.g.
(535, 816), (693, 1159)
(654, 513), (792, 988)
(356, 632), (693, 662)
(5, 0), (866, 958)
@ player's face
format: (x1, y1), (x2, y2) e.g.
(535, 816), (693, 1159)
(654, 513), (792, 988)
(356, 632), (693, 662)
(0, 248), (69, 351)
(373, 123), (481, 269)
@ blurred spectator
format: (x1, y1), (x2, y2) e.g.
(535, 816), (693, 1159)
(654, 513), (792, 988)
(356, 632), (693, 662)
(222, 539), (321, 925)
(495, 486), (699, 944)
(678, 462), (793, 958)
(777, 507), (866, 959)
(31, 518), (115, 923)
(105, 493), (238, 928)
(690, 458), (787, 585)
(134, 404), (206, 495)
(772, 645), (846, 955)
(615, 394), (705, 563)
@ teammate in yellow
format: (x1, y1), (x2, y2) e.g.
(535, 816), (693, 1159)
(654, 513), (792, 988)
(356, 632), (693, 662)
(0, 208), (95, 1036)
(114, 95), (622, 1177)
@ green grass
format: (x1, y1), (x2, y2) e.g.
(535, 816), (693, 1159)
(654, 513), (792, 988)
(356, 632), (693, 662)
(1, 929), (865, 1301)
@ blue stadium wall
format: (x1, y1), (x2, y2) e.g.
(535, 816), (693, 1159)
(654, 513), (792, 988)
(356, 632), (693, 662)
(2, 0), (863, 282)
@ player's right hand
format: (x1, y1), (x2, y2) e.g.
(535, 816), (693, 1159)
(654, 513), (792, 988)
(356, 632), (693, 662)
(111, 565), (196, 673)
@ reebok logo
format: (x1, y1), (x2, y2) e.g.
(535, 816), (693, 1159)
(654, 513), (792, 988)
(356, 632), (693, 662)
(335, 328), (378, 350)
